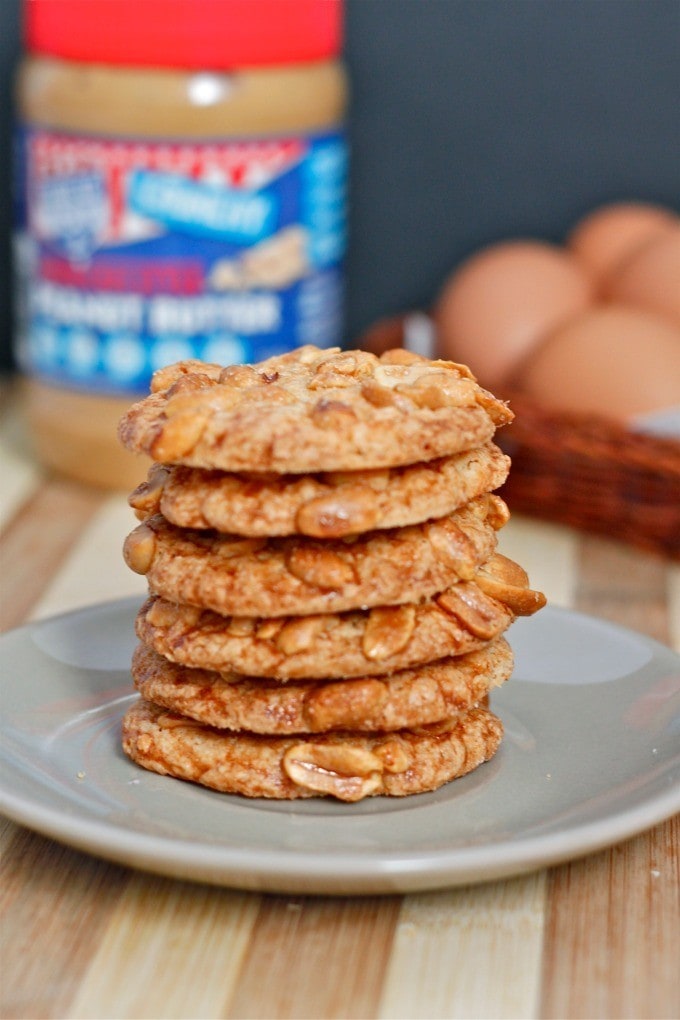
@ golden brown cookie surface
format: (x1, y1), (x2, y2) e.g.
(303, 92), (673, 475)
(118, 346), (512, 473)
(129, 443), (510, 538)
(123, 495), (502, 617)
(122, 699), (503, 801)
(134, 551), (544, 680)
(131, 638), (513, 734)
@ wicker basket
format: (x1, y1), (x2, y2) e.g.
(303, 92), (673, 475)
(496, 393), (680, 560)
(357, 313), (680, 560)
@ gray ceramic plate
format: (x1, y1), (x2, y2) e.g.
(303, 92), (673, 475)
(1, 598), (679, 895)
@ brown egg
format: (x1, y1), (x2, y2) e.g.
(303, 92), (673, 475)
(434, 240), (593, 391)
(605, 226), (680, 328)
(518, 306), (680, 421)
(567, 201), (678, 287)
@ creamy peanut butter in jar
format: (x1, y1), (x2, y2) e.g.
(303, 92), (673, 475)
(14, 0), (347, 489)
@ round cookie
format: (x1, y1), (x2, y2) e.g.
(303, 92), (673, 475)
(129, 443), (510, 538)
(123, 495), (502, 617)
(131, 638), (513, 734)
(117, 346), (513, 474)
(121, 699), (504, 801)
(135, 553), (544, 680)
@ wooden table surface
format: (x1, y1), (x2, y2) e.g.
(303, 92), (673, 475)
(1, 382), (678, 1020)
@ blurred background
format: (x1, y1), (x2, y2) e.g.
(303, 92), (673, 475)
(1, 0), (678, 375)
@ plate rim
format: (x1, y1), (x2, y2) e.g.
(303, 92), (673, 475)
(1, 771), (679, 892)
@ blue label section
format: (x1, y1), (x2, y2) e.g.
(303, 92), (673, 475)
(17, 270), (343, 394)
(303, 136), (348, 268)
(15, 127), (347, 394)
(128, 171), (279, 244)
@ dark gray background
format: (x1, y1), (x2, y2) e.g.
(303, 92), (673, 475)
(1, 0), (678, 372)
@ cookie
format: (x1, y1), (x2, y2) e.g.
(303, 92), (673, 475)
(117, 346), (513, 474)
(121, 699), (503, 801)
(123, 495), (503, 617)
(131, 638), (513, 734)
(135, 553), (543, 680)
(129, 442), (510, 538)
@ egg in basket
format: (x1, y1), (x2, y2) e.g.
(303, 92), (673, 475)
(360, 201), (680, 559)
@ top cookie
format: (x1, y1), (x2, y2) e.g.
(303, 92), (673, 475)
(118, 346), (513, 473)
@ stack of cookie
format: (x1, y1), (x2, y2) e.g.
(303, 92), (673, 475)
(119, 345), (545, 802)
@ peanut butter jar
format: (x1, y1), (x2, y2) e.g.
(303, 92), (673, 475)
(14, 0), (348, 489)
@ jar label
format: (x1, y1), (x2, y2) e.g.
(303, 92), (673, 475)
(14, 127), (347, 393)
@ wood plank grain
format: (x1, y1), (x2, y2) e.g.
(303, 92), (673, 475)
(0, 478), (101, 632)
(31, 495), (146, 621)
(0, 383), (43, 531)
(378, 873), (546, 1020)
(0, 828), (130, 1020)
(0, 816), (18, 855)
(573, 533), (671, 645)
(540, 815), (680, 1020)
(225, 894), (402, 1019)
(69, 875), (260, 1020)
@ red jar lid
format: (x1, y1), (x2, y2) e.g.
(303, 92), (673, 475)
(24, 0), (343, 69)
